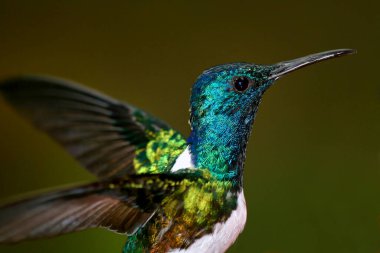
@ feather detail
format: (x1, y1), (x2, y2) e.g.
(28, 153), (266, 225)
(0, 76), (178, 178)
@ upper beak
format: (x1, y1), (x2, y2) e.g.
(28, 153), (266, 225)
(269, 49), (356, 80)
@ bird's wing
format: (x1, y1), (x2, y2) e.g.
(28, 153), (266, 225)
(0, 173), (196, 243)
(0, 75), (181, 178)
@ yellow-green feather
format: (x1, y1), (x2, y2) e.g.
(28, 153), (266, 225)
(123, 173), (237, 252)
(133, 129), (187, 174)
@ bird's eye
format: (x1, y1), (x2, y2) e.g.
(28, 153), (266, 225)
(232, 76), (251, 92)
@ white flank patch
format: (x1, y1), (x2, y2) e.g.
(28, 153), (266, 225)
(171, 146), (195, 172)
(170, 191), (247, 253)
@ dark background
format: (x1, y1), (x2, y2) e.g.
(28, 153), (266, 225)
(0, 1), (379, 253)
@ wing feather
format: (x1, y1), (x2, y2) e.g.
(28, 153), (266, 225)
(0, 173), (199, 243)
(0, 76), (178, 178)
(0, 182), (149, 243)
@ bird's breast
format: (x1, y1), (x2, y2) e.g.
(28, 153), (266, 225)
(170, 190), (247, 253)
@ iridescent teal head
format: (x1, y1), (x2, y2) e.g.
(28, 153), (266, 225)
(188, 49), (355, 185)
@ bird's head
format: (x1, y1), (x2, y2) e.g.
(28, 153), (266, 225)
(190, 49), (355, 134)
(188, 49), (355, 180)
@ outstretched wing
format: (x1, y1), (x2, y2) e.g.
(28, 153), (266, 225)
(0, 173), (195, 243)
(0, 76), (179, 178)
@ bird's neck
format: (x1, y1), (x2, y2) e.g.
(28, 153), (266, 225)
(188, 109), (258, 186)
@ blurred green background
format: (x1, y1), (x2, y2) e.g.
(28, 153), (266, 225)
(0, 1), (379, 253)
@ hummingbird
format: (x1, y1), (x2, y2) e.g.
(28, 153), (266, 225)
(0, 49), (354, 253)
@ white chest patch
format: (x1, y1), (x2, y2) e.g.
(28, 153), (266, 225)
(171, 146), (194, 172)
(170, 191), (247, 253)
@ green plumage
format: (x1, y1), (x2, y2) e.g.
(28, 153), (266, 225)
(0, 49), (355, 252)
(133, 129), (187, 174)
(123, 172), (236, 252)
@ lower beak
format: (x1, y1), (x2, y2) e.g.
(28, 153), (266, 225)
(269, 49), (356, 80)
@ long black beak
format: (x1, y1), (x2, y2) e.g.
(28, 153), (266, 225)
(269, 49), (356, 80)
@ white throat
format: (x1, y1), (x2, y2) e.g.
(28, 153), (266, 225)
(171, 146), (194, 172)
